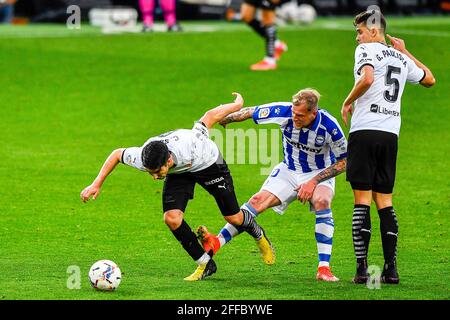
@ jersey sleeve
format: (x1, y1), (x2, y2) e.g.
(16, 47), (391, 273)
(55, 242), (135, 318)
(121, 147), (146, 171)
(330, 135), (347, 161)
(405, 56), (426, 84)
(192, 121), (210, 139)
(252, 103), (292, 125)
(354, 44), (375, 75)
(324, 114), (348, 160)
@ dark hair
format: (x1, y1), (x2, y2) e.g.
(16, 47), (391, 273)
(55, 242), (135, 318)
(142, 141), (169, 170)
(354, 10), (386, 33)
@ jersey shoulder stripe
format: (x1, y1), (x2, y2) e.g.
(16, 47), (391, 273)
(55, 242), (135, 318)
(253, 102), (292, 124)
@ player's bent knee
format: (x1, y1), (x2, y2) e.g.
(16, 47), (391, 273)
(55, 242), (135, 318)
(313, 197), (331, 211)
(248, 192), (276, 213)
(248, 196), (263, 212)
(163, 210), (183, 230)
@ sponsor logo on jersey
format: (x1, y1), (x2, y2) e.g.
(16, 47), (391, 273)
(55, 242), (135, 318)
(258, 108), (270, 119)
(358, 58), (372, 65)
(370, 104), (379, 113)
(285, 137), (322, 153)
(370, 104), (400, 117)
(360, 52), (367, 58)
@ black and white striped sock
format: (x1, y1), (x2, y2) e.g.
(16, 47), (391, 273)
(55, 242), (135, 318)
(265, 24), (277, 58)
(238, 209), (263, 240)
(352, 205), (371, 265)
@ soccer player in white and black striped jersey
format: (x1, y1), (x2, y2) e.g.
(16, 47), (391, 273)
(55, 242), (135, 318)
(341, 10), (435, 284)
(80, 93), (274, 281)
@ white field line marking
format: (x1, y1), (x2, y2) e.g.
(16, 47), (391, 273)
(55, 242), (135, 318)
(0, 22), (449, 39)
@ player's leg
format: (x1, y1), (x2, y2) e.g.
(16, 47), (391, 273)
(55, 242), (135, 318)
(248, 6), (278, 70)
(261, 8), (288, 61)
(373, 192), (398, 284)
(199, 163), (296, 265)
(162, 174), (216, 281)
(214, 190), (281, 249)
(373, 131), (399, 284)
(160, 0), (181, 31)
(351, 189), (373, 283)
(347, 130), (378, 284)
(197, 161), (275, 264)
(198, 190), (280, 262)
(261, 9), (277, 62)
(139, 0), (155, 32)
(310, 183), (339, 282)
(241, 2), (264, 38)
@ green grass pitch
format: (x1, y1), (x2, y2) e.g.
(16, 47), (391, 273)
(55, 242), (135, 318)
(0, 17), (449, 300)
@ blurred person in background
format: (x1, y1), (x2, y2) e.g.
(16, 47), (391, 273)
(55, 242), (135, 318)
(139, 0), (182, 32)
(241, 0), (288, 71)
(0, 0), (16, 24)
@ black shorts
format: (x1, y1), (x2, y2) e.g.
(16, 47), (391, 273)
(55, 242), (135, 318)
(346, 130), (398, 194)
(162, 157), (241, 216)
(243, 0), (280, 10)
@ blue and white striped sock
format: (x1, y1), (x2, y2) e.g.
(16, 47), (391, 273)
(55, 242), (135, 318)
(315, 209), (334, 267)
(218, 202), (259, 247)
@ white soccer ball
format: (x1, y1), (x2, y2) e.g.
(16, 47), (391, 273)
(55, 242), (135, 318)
(88, 260), (122, 291)
(296, 4), (317, 25)
(277, 1), (299, 24)
(277, 2), (317, 25)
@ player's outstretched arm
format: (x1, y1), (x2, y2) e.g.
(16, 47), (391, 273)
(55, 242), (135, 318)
(218, 106), (256, 128)
(80, 148), (125, 203)
(387, 34), (435, 88)
(200, 93), (244, 129)
(295, 158), (347, 203)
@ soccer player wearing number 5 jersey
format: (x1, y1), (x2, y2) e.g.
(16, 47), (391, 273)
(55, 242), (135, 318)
(80, 93), (274, 281)
(341, 10), (435, 284)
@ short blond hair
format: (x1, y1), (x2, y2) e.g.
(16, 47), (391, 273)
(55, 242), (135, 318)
(292, 88), (321, 111)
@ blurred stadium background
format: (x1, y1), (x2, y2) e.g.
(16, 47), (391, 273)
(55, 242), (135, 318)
(1, 0), (449, 25)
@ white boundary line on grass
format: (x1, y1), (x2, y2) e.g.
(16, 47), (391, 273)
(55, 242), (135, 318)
(314, 22), (450, 37)
(0, 22), (449, 39)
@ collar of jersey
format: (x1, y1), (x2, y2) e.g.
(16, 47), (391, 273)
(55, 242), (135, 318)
(309, 109), (321, 132)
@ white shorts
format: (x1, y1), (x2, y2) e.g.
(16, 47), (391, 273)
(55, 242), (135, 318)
(260, 162), (335, 215)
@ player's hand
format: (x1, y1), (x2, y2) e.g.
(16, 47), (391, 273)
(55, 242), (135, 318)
(386, 34), (406, 53)
(232, 92), (244, 108)
(294, 180), (318, 204)
(80, 184), (101, 203)
(341, 103), (353, 127)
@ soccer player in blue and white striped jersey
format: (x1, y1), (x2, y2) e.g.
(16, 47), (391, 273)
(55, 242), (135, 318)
(197, 88), (347, 282)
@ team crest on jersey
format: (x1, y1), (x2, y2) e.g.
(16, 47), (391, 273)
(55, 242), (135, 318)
(315, 135), (325, 146)
(258, 108), (270, 119)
